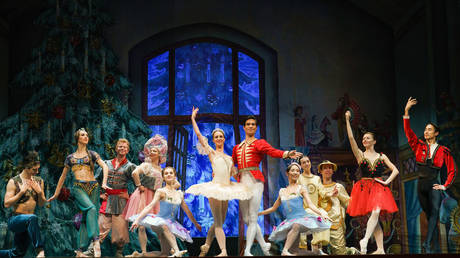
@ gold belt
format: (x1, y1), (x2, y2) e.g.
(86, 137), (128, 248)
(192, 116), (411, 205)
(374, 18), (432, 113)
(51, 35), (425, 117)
(239, 167), (260, 173)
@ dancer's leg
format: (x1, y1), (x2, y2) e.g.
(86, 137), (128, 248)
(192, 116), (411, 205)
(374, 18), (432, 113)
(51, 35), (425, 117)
(359, 208), (381, 254)
(244, 179), (265, 256)
(372, 223), (385, 254)
(282, 224), (300, 256)
(160, 225), (186, 257)
(138, 226), (148, 253)
(425, 186), (442, 251)
(209, 198), (228, 256)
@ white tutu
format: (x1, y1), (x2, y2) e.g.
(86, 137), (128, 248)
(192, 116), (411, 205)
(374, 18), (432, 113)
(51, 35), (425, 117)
(186, 181), (252, 200)
(187, 138), (252, 200)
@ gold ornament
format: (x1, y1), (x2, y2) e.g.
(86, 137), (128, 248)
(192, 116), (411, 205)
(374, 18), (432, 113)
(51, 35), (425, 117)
(105, 143), (116, 158)
(48, 144), (69, 167)
(77, 80), (91, 99)
(46, 37), (60, 54)
(26, 112), (44, 129)
(2, 159), (18, 181)
(90, 37), (101, 49)
(44, 73), (55, 86)
(101, 98), (115, 116)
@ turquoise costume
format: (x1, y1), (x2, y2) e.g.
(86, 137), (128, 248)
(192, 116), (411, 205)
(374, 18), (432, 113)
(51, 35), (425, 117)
(64, 150), (101, 250)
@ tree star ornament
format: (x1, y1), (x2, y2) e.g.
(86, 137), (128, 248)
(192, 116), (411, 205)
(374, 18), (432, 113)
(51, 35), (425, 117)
(26, 111), (45, 129)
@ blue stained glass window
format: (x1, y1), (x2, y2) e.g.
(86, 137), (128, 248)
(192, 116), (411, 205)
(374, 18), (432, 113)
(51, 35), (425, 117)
(181, 123), (240, 237)
(149, 125), (169, 138)
(147, 51), (169, 116)
(238, 52), (260, 115)
(175, 43), (233, 115)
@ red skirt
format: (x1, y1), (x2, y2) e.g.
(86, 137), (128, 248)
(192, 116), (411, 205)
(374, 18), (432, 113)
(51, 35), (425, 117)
(346, 178), (398, 216)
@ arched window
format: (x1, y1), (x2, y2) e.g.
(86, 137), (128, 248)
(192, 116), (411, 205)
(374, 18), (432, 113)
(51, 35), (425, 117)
(142, 39), (265, 237)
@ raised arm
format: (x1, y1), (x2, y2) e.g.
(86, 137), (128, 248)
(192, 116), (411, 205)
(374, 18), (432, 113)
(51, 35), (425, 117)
(258, 196), (281, 216)
(47, 166), (69, 202)
(191, 107), (209, 148)
(345, 110), (363, 163)
(403, 97), (420, 150)
(181, 200), (202, 231)
(130, 190), (164, 231)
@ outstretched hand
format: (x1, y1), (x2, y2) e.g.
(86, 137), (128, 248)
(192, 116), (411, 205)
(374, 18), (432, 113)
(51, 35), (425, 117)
(405, 97), (417, 113)
(345, 110), (351, 121)
(130, 221), (140, 231)
(47, 194), (58, 202)
(288, 150), (302, 159)
(433, 184), (446, 191)
(191, 106), (199, 120)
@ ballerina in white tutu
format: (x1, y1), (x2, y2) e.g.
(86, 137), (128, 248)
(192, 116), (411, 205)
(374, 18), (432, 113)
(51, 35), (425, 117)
(259, 162), (331, 256)
(130, 167), (201, 257)
(186, 107), (252, 256)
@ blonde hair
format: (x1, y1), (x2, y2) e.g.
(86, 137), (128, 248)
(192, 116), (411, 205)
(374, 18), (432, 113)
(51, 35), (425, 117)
(116, 138), (130, 148)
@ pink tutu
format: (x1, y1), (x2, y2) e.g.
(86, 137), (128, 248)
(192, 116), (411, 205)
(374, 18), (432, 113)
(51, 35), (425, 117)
(122, 188), (158, 219)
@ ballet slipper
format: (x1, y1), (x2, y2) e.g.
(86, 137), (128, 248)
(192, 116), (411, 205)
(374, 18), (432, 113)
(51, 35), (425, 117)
(199, 244), (210, 257)
(281, 249), (294, 256)
(243, 250), (254, 256)
(74, 250), (89, 257)
(168, 250), (187, 257)
(371, 249), (385, 255)
(261, 242), (271, 256)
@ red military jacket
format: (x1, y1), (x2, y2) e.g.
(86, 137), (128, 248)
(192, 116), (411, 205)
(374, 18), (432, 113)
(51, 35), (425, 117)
(232, 138), (286, 183)
(404, 117), (458, 188)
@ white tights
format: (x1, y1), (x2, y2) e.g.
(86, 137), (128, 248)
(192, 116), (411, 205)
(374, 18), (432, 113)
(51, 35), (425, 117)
(360, 208), (384, 254)
(240, 172), (267, 256)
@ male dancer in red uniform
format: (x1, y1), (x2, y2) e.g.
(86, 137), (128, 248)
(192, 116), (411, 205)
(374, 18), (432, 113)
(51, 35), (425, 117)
(232, 116), (302, 256)
(404, 97), (458, 253)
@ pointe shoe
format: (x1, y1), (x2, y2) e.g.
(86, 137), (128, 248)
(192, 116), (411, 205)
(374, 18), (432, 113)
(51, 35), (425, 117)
(93, 241), (101, 257)
(217, 249), (228, 256)
(75, 250), (89, 257)
(243, 250), (254, 256)
(126, 251), (142, 257)
(261, 243), (271, 256)
(168, 250), (187, 257)
(359, 239), (368, 254)
(281, 249), (294, 256)
(36, 250), (45, 258)
(371, 249), (385, 255)
(199, 244), (210, 257)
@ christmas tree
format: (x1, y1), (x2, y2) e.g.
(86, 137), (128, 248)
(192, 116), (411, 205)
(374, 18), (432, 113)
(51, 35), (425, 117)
(0, 0), (156, 256)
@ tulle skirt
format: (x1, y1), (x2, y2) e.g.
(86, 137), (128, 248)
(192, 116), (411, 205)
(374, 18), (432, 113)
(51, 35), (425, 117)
(268, 213), (331, 242)
(347, 178), (398, 216)
(122, 188), (158, 220)
(129, 214), (193, 243)
(186, 181), (252, 201)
